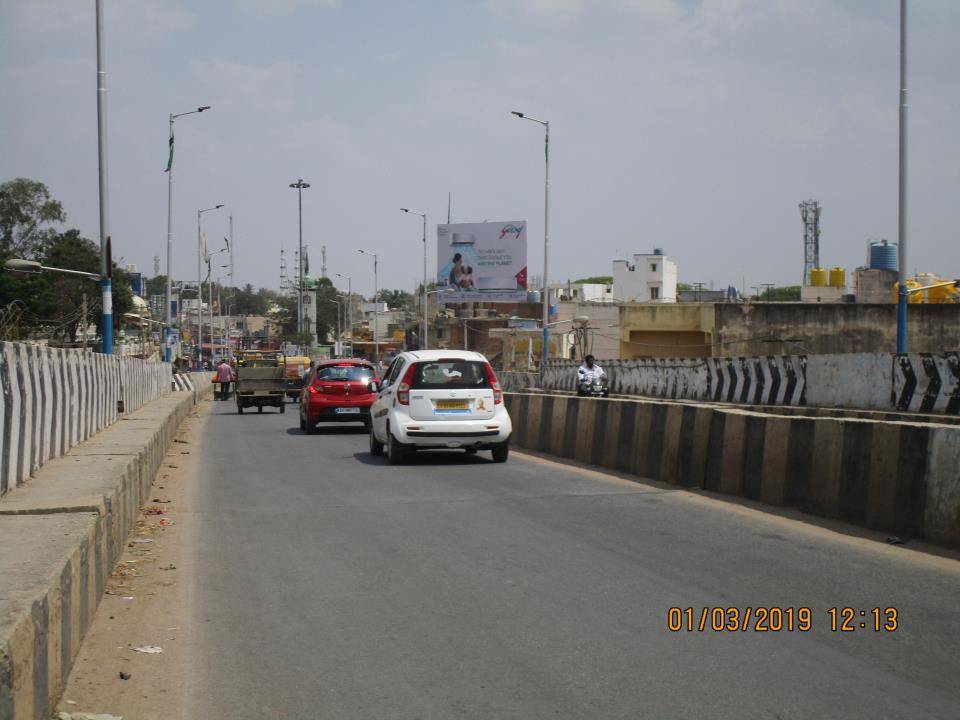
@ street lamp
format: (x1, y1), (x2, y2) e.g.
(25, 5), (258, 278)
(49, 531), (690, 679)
(197, 204), (224, 369)
(401, 208), (428, 350)
(4, 259), (100, 280)
(335, 273), (353, 357)
(511, 110), (550, 375)
(206, 244), (229, 361)
(896, 0), (909, 353)
(289, 179), (310, 337)
(95, 0), (113, 354)
(164, 104), (211, 363)
(358, 249), (379, 366)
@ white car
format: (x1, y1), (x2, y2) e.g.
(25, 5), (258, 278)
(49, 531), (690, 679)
(368, 350), (512, 464)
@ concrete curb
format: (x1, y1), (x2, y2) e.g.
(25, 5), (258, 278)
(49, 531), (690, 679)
(0, 383), (211, 720)
(505, 392), (960, 548)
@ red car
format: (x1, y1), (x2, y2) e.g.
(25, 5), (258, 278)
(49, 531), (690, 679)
(298, 360), (378, 433)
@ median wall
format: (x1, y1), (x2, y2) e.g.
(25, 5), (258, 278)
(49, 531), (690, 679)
(0, 343), (172, 498)
(505, 392), (960, 548)
(541, 351), (960, 415)
(0, 378), (210, 720)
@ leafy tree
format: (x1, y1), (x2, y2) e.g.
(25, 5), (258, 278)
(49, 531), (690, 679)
(377, 288), (413, 311)
(0, 178), (65, 259)
(573, 276), (613, 285)
(761, 286), (801, 301)
(144, 274), (167, 297)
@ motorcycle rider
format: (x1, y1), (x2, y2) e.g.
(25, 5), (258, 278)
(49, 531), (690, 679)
(576, 354), (608, 396)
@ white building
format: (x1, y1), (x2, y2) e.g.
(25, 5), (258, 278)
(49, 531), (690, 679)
(548, 282), (615, 305)
(612, 249), (677, 303)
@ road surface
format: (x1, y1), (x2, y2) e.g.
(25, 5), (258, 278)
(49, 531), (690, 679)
(182, 399), (960, 719)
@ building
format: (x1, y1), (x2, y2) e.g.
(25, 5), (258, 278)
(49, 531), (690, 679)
(612, 249), (677, 303)
(548, 282), (615, 305)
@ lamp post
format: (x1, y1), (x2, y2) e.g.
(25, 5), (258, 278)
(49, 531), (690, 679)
(358, 250), (379, 366)
(164, 105), (211, 363)
(336, 273), (352, 357)
(206, 245), (228, 362)
(95, 0), (113, 354)
(289, 179), (310, 337)
(197, 204), (223, 369)
(896, 0), (909, 353)
(401, 208), (428, 350)
(511, 110), (550, 375)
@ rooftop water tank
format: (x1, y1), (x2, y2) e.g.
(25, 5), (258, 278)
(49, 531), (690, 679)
(810, 268), (827, 287)
(653, 248), (664, 256)
(828, 267), (846, 288)
(868, 239), (898, 271)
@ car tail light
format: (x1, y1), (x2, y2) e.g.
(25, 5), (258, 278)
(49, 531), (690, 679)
(397, 364), (417, 405)
(308, 384), (320, 394)
(483, 362), (502, 404)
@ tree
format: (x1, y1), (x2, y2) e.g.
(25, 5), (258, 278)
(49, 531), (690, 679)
(0, 178), (66, 259)
(314, 278), (342, 342)
(377, 288), (413, 311)
(573, 276), (612, 285)
(144, 274), (167, 297)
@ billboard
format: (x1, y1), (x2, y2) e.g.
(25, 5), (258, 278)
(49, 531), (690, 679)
(436, 221), (528, 302)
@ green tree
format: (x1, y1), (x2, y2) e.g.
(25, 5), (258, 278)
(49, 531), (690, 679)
(377, 288), (413, 311)
(0, 178), (66, 259)
(573, 276), (613, 285)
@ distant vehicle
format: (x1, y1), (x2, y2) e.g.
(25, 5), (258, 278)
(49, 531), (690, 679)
(279, 355), (311, 401)
(299, 359), (378, 433)
(235, 364), (286, 414)
(368, 350), (512, 464)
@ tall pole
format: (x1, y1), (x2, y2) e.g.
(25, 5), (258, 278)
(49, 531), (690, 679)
(165, 113), (174, 362)
(896, 0), (909, 354)
(290, 179), (310, 342)
(542, 120), (550, 373)
(422, 214), (428, 350)
(164, 105), (210, 363)
(338, 273), (353, 357)
(374, 255), (379, 367)
(95, 0), (112, 354)
(197, 210), (202, 369)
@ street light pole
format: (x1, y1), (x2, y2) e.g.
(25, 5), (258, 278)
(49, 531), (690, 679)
(336, 273), (353, 357)
(401, 208), (428, 349)
(896, 0), (909, 354)
(197, 204), (223, 369)
(359, 250), (379, 366)
(164, 105), (210, 363)
(326, 299), (341, 354)
(95, 0), (113, 354)
(290, 179), (311, 340)
(512, 111), (550, 375)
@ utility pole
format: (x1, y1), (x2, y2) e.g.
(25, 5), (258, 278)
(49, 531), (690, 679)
(95, 0), (113, 354)
(289, 179), (310, 338)
(896, 0), (909, 353)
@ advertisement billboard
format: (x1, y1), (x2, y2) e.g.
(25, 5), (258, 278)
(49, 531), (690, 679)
(436, 221), (528, 302)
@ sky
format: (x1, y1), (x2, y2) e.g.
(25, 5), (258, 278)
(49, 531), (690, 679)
(2, 0), (959, 297)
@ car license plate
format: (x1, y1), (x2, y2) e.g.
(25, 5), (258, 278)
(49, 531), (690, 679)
(335, 407), (360, 414)
(435, 400), (469, 411)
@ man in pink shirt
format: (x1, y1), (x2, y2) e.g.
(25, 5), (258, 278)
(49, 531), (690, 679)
(216, 358), (235, 401)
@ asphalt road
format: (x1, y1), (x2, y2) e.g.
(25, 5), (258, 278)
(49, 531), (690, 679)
(184, 398), (960, 719)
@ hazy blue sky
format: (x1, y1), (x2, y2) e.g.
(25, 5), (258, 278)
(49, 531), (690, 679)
(2, 0), (958, 296)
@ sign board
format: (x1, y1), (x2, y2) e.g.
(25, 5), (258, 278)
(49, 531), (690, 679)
(437, 221), (527, 302)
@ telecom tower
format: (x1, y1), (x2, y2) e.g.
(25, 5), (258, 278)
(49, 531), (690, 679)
(280, 249), (289, 292)
(153, 254), (160, 277)
(321, 245), (327, 279)
(799, 200), (821, 286)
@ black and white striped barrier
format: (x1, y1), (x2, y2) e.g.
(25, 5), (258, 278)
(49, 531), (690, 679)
(894, 352), (960, 414)
(0, 342), (172, 497)
(172, 373), (196, 392)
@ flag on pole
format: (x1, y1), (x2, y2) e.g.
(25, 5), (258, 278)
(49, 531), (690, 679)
(201, 230), (209, 262)
(165, 127), (174, 172)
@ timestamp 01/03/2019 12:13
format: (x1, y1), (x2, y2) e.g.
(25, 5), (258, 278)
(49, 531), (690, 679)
(666, 607), (899, 633)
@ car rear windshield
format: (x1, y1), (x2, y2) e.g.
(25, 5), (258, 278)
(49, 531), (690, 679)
(411, 361), (490, 389)
(315, 365), (374, 382)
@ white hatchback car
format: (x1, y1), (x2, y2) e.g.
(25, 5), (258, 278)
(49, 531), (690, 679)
(368, 350), (512, 464)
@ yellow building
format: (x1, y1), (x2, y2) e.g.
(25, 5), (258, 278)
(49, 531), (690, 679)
(618, 303), (715, 358)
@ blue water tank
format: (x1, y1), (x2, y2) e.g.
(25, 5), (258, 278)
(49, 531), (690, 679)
(868, 239), (898, 270)
(653, 248), (665, 256)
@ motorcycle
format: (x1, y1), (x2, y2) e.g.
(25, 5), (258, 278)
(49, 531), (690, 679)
(577, 378), (609, 398)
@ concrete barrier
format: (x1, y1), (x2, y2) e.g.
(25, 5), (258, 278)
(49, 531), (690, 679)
(505, 392), (960, 548)
(0, 343), (172, 499)
(541, 351), (960, 415)
(0, 382), (211, 720)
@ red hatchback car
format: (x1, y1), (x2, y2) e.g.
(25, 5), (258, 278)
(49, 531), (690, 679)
(299, 360), (379, 433)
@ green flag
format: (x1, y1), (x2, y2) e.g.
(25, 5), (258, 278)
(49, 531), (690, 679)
(165, 128), (174, 172)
